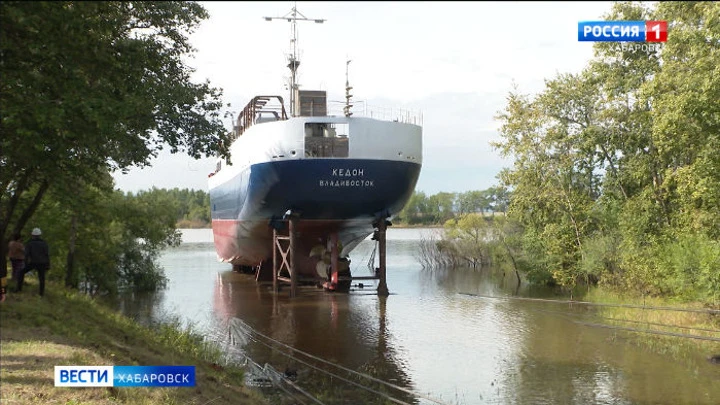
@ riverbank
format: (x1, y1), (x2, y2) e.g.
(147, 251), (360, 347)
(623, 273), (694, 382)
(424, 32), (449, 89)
(0, 279), (266, 405)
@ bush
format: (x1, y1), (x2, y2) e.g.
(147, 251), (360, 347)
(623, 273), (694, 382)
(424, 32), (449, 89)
(655, 233), (720, 305)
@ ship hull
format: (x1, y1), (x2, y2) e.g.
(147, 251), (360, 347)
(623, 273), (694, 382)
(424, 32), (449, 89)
(210, 158), (421, 276)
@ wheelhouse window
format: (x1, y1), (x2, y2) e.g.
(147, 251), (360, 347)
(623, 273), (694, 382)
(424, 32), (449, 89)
(304, 123), (349, 158)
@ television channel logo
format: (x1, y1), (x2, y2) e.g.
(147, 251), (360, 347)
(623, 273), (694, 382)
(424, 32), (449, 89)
(578, 21), (667, 42)
(55, 365), (196, 387)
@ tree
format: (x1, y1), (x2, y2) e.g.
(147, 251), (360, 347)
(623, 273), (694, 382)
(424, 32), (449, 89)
(489, 215), (525, 287)
(491, 1), (720, 303)
(442, 213), (491, 268)
(649, 1), (720, 238)
(397, 191), (430, 224)
(493, 73), (599, 287)
(33, 183), (181, 296)
(457, 190), (486, 216)
(487, 186), (510, 214)
(428, 192), (456, 223)
(1, 2), (229, 267)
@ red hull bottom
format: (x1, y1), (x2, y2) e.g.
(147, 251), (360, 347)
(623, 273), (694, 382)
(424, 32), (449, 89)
(211, 219), (373, 279)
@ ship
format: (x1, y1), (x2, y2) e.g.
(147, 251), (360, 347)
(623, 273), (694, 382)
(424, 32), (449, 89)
(208, 5), (422, 292)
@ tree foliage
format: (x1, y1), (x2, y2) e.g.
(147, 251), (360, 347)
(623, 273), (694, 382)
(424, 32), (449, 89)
(441, 214), (492, 268)
(396, 187), (511, 225)
(27, 175), (181, 296)
(0, 1), (229, 293)
(137, 188), (212, 227)
(492, 1), (720, 305)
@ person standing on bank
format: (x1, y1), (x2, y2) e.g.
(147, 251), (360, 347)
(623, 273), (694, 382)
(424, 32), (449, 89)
(23, 228), (50, 296)
(8, 233), (25, 296)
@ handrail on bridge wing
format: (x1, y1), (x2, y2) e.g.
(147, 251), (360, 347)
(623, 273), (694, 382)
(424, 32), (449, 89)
(234, 95), (288, 139)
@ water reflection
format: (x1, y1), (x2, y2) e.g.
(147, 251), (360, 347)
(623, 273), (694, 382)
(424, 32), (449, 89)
(498, 299), (720, 405)
(213, 270), (418, 404)
(115, 290), (166, 327)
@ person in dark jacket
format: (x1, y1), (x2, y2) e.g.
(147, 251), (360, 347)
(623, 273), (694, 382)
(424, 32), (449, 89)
(22, 228), (50, 296)
(5, 233), (25, 301)
(8, 233), (25, 291)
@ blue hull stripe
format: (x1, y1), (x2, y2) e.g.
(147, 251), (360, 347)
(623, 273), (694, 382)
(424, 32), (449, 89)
(210, 159), (421, 221)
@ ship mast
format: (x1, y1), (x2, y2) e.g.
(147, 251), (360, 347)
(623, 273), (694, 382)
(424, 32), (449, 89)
(344, 59), (353, 117)
(264, 3), (325, 117)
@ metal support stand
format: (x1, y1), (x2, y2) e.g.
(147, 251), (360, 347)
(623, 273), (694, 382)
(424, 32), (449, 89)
(270, 213), (390, 296)
(272, 218), (297, 298)
(272, 228), (279, 293)
(289, 217), (297, 298)
(377, 219), (389, 296)
(330, 232), (339, 289)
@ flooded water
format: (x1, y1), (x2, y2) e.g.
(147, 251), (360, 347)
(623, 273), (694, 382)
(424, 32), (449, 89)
(118, 228), (720, 405)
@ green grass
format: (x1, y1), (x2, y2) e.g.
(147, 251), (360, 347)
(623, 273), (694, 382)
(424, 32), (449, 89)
(0, 279), (266, 405)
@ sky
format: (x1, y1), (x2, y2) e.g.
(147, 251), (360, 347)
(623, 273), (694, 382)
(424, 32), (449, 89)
(113, 1), (616, 195)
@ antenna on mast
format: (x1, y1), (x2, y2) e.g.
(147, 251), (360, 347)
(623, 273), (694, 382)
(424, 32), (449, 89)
(263, 3), (326, 117)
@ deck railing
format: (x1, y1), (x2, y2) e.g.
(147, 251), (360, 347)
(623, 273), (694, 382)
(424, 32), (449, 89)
(232, 95), (288, 139)
(327, 101), (423, 126)
(231, 97), (422, 140)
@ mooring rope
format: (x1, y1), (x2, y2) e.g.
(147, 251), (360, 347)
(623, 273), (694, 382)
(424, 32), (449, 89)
(230, 318), (453, 405)
(230, 321), (413, 405)
(222, 324), (321, 405)
(460, 293), (720, 342)
(524, 305), (720, 334)
(573, 320), (720, 342)
(591, 314), (720, 334)
(270, 366), (326, 405)
(458, 292), (720, 314)
(526, 306), (720, 343)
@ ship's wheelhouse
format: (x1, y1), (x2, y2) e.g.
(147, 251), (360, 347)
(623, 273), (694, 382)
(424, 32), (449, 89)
(304, 122), (349, 158)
